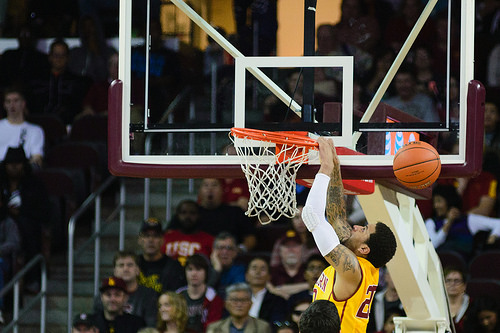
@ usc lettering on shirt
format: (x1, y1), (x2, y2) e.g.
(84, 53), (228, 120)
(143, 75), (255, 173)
(164, 241), (202, 258)
(162, 230), (214, 260)
(313, 257), (379, 332)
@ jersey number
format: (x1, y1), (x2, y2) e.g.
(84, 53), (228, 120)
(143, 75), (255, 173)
(355, 285), (377, 319)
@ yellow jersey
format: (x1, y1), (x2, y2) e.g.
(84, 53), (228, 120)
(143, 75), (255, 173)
(312, 257), (379, 332)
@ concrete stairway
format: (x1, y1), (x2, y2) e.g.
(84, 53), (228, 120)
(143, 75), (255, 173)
(4, 177), (197, 332)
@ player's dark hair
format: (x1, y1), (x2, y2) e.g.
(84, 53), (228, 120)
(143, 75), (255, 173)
(299, 300), (340, 333)
(366, 222), (397, 268)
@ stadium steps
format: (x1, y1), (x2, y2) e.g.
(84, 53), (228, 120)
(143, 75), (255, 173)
(6, 177), (196, 332)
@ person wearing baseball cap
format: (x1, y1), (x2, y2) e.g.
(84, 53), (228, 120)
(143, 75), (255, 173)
(137, 217), (185, 294)
(72, 312), (98, 333)
(90, 276), (146, 333)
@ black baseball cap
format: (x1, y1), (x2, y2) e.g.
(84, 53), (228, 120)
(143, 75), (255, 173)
(140, 217), (163, 234)
(99, 276), (128, 293)
(72, 312), (95, 327)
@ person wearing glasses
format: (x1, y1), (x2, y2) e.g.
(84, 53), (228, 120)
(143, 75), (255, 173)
(206, 282), (271, 333)
(444, 266), (469, 333)
(208, 232), (246, 299)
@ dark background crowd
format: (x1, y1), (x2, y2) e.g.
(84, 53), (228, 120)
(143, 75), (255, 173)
(0, 0), (500, 332)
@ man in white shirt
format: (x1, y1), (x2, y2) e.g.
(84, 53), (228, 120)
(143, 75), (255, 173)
(0, 87), (44, 167)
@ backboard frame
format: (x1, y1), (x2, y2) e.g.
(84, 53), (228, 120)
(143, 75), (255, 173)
(109, 0), (485, 197)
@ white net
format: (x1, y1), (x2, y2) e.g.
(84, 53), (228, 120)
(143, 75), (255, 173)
(230, 134), (318, 224)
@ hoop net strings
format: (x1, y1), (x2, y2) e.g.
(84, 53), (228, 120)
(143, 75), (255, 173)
(231, 136), (313, 224)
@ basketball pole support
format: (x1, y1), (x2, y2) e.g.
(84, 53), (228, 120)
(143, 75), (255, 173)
(357, 184), (453, 333)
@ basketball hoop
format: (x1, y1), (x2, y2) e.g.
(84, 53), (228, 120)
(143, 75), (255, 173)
(230, 128), (319, 224)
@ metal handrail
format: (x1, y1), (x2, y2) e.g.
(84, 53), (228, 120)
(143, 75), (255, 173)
(67, 176), (126, 333)
(0, 254), (47, 333)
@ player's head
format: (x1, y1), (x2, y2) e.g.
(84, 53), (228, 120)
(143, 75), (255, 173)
(365, 222), (397, 268)
(298, 300), (340, 333)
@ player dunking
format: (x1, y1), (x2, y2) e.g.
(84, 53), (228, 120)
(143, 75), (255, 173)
(302, 137), (397, 332)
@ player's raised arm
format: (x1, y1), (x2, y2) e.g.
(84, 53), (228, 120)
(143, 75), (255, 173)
(302, 138), (362, 295)
(321, 139), (352, 243)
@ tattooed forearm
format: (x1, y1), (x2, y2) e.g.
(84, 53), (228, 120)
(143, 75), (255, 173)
(326, 245), (358, 273)
(326, 163), (351, 241)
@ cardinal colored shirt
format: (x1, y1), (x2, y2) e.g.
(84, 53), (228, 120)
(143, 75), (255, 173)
(161, 229), (214, 263)
(313, 257), (379, 332)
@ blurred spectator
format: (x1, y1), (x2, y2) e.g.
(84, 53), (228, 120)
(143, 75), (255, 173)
(0, 88), (45, 167)
(137, 217), (186, 294)
(90, 276), (146, 333)
(29, 39), (88, 125)
(245, 257), (287, 324)
(464, 296), (500, 333)
(316, 24), (341, 57)
(375, 308), (405, 333)
(425, 184), (500, 259)
(456, 171), (497, 218)
(220, 144), (250, 212)
(368, 269), (405, 333)
(487, 44), (500, 87)
(206, 282), (272, 333)
(197, 178), (256, 252)
(335, 0), (380, 80)
(0, 195), (21, 323)
(72, 312), (99, 333)
(431, 12), (461, 78)
(93, 251), (158, 327)
(412, 46), (443, 107)
(299, 300), (340, 333)
(270, 206), (320, 268)
(78, 52), (118, 119)
(273, 320), (299, 333)
(263, 69), (304, 123)
(288, 297), (311, 328)
(287, 254), (328, 311)
(365, 48), (396, 99)
(233, 0), (277, 56)
(270, 231), (308, 300)
(157, 291), (188, 333)
(176, 253), (223, 332)
(444, 266), (469, 333)
(68, 15), (116, 84)
(0, 146), (50, 292)
(384, 64), (440, 122)
(131, 19), (182, 123)
(208, 232), (246, 298)
(0, 25), (49, 91)
(484, 101), (500, 159)
(163, 199), (214, 265)
(384, 0), (436, 53)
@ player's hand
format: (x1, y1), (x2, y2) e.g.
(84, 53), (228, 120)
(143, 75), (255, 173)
(318, 137), (337, 175)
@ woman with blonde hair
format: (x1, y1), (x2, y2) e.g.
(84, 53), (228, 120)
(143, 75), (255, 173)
(157, 292), (188, 333)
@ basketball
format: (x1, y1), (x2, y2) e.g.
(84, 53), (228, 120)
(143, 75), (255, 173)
(393, 141), (441, 189)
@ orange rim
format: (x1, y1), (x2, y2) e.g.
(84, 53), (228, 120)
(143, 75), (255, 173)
(231, 128), (318, 148)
